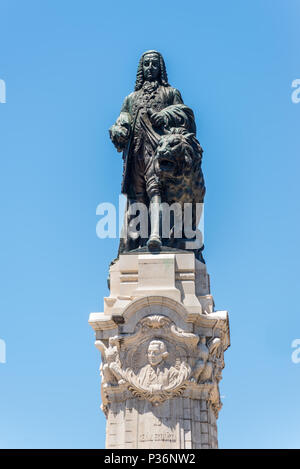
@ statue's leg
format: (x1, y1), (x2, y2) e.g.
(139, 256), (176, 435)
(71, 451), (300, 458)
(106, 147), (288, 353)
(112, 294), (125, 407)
(118, 196), (143, 253)
(147, 194), (162, 249)
(126, 197), (146, 251)
(119, 155), (149, 251)
(145, 155), (162, 249)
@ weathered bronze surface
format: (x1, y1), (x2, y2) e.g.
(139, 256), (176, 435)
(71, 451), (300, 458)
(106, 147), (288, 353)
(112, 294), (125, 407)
(109, 50), (205, 260)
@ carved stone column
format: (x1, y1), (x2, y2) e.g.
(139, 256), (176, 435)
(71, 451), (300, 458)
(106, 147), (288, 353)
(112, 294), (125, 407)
(89, 251), (230, 449)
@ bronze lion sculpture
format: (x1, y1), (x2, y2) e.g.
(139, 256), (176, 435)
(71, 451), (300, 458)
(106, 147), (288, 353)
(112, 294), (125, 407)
(117, 128), (206, 261)
(153, 128), (206, 258)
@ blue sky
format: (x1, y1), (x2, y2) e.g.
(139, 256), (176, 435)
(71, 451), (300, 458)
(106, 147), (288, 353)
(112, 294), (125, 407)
(0, 0), (299, 449)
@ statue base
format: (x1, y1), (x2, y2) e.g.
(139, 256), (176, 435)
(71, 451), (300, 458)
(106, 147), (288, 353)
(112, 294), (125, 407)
(89, 251), (230, 449)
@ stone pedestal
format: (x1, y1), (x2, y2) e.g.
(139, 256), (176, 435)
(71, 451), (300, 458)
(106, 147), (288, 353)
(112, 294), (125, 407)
(89, 251), (230, 449)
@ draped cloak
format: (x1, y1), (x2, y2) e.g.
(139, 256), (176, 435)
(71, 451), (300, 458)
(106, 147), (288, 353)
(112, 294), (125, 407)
(112, 82), (196, 197)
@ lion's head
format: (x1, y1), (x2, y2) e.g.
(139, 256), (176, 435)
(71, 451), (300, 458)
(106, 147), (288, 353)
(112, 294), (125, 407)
(154, 128), (205, 205)
(154, 128), (202, 179)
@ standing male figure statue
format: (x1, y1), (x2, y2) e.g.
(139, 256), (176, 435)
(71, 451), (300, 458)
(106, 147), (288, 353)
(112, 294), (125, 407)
(109, 50), (203, 254)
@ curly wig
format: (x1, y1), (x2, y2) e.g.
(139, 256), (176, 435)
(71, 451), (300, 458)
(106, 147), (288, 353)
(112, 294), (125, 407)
(134, 50), (169, 91)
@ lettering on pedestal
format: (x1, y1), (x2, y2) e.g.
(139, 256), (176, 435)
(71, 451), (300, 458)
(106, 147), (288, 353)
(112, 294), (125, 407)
(140, 432), (177, 442)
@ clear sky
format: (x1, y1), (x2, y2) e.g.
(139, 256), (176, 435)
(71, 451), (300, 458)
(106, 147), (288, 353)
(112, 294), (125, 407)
(0, 0), (299, 449)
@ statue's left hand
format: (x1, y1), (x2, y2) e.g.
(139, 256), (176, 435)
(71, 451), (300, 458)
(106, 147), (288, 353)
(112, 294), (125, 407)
(148, 110), (165, 128)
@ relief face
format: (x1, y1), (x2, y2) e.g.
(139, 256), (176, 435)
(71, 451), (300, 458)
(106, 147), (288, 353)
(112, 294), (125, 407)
(128, 339), (190, 396)
(147, 340), (166, 367)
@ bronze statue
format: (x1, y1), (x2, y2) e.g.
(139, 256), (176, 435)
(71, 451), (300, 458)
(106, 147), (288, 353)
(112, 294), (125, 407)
(109, 50), (205, 259)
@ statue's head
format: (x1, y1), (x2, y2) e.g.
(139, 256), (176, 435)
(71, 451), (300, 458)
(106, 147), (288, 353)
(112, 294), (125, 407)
(147, 340), (168, 367)
(135, 50), (169, 91)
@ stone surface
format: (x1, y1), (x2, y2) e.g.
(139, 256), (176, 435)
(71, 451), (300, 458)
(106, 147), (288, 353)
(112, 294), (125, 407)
(89, 251), (230, 449)
(105, 398), (218, 449)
